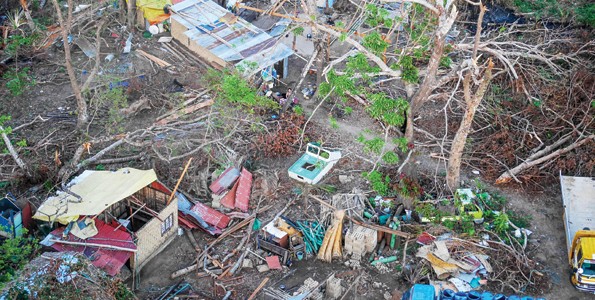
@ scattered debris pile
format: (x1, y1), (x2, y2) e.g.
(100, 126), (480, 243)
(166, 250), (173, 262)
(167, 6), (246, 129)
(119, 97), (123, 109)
(0, 252), (134, 300)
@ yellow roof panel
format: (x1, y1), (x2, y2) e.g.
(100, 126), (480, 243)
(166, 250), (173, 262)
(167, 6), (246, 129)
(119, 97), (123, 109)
(33, 168), (157, 224)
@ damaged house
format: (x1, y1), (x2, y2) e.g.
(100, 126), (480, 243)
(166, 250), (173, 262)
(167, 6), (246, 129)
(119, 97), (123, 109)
(169, 0), (294, 77)
(33, 168), (178, 280)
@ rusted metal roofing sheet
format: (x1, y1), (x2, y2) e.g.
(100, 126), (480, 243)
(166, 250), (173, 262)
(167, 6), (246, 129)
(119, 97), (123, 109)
(171, 0), (293, 70)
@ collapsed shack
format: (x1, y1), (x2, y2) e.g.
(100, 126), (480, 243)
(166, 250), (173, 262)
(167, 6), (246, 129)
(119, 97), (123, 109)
(169, 0), (294, 77)
(33, 168), (179, 286)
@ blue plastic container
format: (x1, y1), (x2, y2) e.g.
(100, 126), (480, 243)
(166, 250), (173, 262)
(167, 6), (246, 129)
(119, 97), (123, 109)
(480, 292), (494, 300)
(442, 289), (455, 300)
(508, 296), (521, 300)
(468, 291), (481, 299)
(520, 297), (533, 300)
(409, 284), (435, 300)
(454, 292), (468, 300)
(493, 294), (506, 300)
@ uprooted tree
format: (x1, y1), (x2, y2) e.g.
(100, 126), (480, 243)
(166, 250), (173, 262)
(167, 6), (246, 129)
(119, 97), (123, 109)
(251, 0), (594, 188)
(50, 0), (108, 128)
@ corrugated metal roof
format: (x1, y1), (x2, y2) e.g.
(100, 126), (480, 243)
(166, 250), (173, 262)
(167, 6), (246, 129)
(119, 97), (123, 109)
(209, 167), (240, 195)
(171, 0), (293, 71)
(220, 180), (239, 209)
(190, 202), (231, 229)
(49, 219), (136, 276)
(235, 168), (252, 212)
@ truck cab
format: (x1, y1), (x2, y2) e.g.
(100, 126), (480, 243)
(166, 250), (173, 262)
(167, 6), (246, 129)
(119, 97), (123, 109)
(561, 175), (595, 293)
(570, 231), (595, 292)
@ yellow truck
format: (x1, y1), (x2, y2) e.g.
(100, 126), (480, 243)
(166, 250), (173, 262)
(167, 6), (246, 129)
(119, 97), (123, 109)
(560, 175), (595, 293)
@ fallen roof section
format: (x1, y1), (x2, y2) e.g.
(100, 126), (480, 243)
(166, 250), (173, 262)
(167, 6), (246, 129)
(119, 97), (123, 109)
(43, 218), (136, 276)
(33, 168), (158, 224)
(170, 0), (293, 73)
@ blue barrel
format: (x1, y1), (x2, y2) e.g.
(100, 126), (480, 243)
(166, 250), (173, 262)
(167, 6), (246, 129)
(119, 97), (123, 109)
(508, 296), (521, 300)
(480, 292), (494, 300)
(520, 297), (533, 300)
(454, 292), (468, 300)
(442, 289), (455, 300)
(493, 294), (506, 300)
(468, 291), (481, 299)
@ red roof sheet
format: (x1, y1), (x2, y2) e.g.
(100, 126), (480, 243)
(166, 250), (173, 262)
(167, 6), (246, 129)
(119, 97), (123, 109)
(235, 168), (253, 212)
(220, 180), (239, 209)
(190, 202), (231, 229)
(209, 167), (240, 195)
(50, 219), (136, 276)
(266, 255), (282, 270)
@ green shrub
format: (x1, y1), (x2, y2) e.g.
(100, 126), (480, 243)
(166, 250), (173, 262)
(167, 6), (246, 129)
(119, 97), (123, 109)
(0, 233), (39, 289)
(3, 67), (36, 96)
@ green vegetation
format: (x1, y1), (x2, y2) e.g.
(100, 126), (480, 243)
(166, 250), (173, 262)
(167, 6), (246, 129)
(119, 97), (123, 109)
(114, 280), (135, 300)
(3, 67), (36, 96)
(206, 69), (279, 111)
(357, 135), (385, 154)
(94, 87), (128, 133)
(513, 0), (595, 27)
(4, 34), (39, 57)
(2, 33), (39, 96)
(363, 170), (392, 196)
(0, 232), (39, 289)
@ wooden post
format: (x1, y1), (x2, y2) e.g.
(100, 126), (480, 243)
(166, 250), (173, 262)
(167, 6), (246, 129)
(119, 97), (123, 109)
(127, 0), (136, 30)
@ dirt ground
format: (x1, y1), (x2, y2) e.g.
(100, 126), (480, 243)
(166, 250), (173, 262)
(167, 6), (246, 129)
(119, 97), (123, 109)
(1, 11), (593, 300)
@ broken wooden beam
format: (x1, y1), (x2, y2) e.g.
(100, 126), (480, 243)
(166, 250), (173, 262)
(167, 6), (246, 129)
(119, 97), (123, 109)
(186, 229), (200, 252)
(155, 99), (215, 126)
(247, 277), (269, 300)
(137, 49), (172, 67)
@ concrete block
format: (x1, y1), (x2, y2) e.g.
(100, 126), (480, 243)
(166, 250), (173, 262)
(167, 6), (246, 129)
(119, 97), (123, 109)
(257, 264), (269, 273)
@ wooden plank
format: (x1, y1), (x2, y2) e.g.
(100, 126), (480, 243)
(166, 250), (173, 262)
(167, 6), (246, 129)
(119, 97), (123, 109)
(137, 49), (172, 67)
(247, 277), (270, 300)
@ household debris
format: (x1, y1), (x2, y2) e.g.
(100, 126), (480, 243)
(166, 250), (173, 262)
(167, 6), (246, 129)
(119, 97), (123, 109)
(344, 225), (377, 260)
(0, 252), (133, 300)
(288, 143), (342, 185)
(317, 210), (345, 262)
(0, 193), (26, 238)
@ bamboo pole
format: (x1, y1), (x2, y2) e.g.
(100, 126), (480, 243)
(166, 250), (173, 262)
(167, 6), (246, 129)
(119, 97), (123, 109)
(49, 239), (137, 252)
(167, 158), (193, 205)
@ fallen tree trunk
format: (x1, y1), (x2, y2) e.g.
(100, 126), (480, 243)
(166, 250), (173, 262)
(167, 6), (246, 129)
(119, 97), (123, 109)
(496, 134), (594, 184)
(1, 125), (29, 176)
